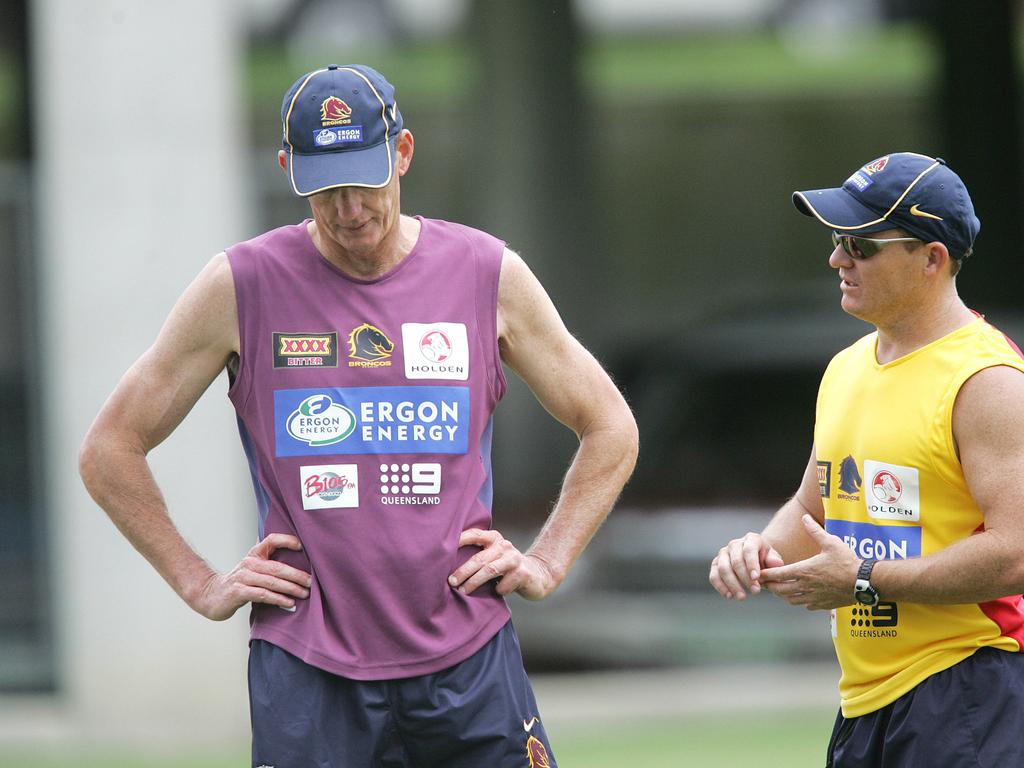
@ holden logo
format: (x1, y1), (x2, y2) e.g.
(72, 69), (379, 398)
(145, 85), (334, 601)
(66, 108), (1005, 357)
(871, 470), (902, 503)
(286, 395), (356, 447)
(419, 330), (452, 363)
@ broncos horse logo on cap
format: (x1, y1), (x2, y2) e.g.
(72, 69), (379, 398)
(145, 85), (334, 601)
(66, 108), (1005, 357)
(348, 323), (394, 363)
(862, 157), (889, 175)
(321, 96), (352, 125)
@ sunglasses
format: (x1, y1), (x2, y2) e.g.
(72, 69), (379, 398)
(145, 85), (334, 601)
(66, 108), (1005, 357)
(831, 231), (921, 260)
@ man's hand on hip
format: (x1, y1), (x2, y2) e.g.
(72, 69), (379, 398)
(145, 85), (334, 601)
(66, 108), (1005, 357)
(189, 533), (312, 621)
(449, 528), (559, 601)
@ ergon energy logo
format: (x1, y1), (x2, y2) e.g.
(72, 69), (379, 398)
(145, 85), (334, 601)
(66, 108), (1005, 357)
(825, 519), (921, 561)
(274, 386), (470, 457)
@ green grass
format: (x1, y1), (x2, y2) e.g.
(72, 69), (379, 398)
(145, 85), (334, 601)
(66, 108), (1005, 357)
(553, 711), (835, 767)
(0, 709), (835, 767)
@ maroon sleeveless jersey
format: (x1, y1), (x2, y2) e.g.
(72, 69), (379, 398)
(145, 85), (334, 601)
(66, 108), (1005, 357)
(226, 216), (510, 679)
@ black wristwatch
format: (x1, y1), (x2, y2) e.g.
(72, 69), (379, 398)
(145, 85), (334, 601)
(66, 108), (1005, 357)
(854, 558), (880, 606)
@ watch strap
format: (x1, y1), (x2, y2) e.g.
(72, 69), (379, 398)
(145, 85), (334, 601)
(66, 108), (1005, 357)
(857, 558), (877, 582)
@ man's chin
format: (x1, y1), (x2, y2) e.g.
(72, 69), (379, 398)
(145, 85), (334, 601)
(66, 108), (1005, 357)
(840, 299), (873, 324)
(336, 228), (381, 253)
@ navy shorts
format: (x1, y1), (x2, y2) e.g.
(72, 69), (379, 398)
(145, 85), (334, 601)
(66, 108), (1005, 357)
(249, 620), (556, 768)
(826, 647), (1024, 767)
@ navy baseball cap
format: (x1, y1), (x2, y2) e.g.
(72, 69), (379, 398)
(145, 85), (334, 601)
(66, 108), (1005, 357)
(793, 152), (980, 259)
(281, 64), (404, 196)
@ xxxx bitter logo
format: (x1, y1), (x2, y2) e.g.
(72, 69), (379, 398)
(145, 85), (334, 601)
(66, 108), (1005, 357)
(273, 332), (338, 368)
(321, 96), (352, 126)
(816, 460), (832, 498)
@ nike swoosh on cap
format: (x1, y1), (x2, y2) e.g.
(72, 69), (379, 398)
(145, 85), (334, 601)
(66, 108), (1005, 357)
(523, 716), (539, 732)
(909, 204), (943, 220)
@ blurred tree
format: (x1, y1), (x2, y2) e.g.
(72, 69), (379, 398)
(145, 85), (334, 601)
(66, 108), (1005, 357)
(1, 0), (31, 157)
(465, 0), (596, 302)
(464, 0), (605, 511)
(928, 0), (1022, 308)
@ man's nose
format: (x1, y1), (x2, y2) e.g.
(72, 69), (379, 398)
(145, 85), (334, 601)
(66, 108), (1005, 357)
(334, 189), (363, 218)
(829, 243), (851, 269)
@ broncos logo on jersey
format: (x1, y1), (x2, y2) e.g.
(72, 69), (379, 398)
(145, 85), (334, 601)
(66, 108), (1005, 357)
(838, 455), (862, 495)
(348, 323), (395, 363)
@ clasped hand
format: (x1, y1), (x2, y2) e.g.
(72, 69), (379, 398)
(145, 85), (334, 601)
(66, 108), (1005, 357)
(710, 515), (860, 610)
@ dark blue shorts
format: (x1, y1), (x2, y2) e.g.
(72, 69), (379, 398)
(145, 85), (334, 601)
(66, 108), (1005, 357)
(827, 647), (1024, 767)
(249, 620), (556, 768)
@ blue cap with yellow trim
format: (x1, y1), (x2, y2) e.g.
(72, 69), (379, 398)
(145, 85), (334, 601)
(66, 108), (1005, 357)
(793, 152), (980, 259)
(281, 64), (403, 197)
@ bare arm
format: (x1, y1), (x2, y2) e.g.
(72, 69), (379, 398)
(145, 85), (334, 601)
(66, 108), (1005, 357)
(761, 365), (1024, 609)
(447, 248), (639, 599)
(709, 445), (824, 600)
(871, 365), (1024, 602)
(762, 446), (826, 559)
(79, 253), (311, 620)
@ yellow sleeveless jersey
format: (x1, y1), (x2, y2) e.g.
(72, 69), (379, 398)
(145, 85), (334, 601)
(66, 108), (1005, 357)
(814, 316), (1024, 717)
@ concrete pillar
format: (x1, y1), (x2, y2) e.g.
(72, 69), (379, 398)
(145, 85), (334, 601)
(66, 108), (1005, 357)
(9, 0), (253, 751)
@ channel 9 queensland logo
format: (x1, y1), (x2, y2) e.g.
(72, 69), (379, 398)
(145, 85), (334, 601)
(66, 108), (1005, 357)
(286, 394), (356, 447)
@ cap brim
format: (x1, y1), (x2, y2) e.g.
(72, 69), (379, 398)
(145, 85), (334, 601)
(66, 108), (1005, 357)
(792, 187), (896, 235)
(288, 137), (396, 197)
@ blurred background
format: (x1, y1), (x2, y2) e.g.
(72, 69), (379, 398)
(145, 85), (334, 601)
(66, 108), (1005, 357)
(1, 0), (1022, 764)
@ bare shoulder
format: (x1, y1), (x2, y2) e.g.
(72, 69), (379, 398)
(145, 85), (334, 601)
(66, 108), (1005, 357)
(159, 251), (239, 356)
(83, 252), (241, 453)
(954, 364), (1024, 450)
(497, 246), (532, 291)
(493, 247), (635, 441)
(496, 247), (565, 350)
(183, 251), (237, 318)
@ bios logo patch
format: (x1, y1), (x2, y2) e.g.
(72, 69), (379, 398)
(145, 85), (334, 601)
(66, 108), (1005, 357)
(273, 332), (338, 368)
(300, 464), (358, 510)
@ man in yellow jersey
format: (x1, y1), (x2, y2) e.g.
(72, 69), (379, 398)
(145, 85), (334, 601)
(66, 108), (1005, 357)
(709, 152), (1024, 767)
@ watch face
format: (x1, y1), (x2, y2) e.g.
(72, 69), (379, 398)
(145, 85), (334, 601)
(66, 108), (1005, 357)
(855, 591), (875, 605)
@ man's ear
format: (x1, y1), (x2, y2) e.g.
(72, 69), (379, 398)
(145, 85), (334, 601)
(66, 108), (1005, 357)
(395, 130), (414, 177)
(923, 241), (950, 276)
